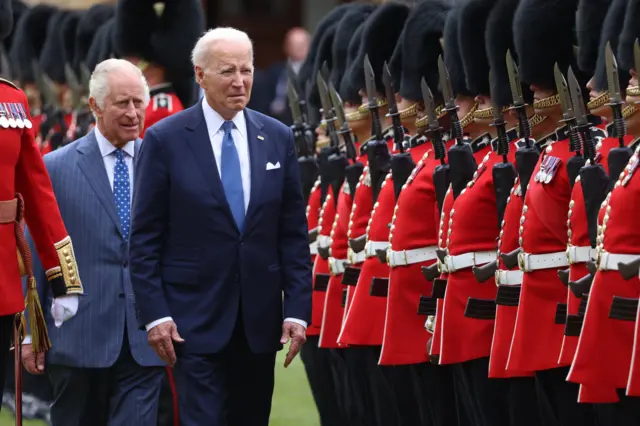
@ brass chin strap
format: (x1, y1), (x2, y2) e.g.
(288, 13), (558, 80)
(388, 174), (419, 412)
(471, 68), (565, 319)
(472, 106), (494, 120)
(346, 109), (369, 122)
(623, 104), (638, 119)
(627, 86), (640, 97)
(587, 91), (610, 110)
(399, 103), (418, 119)
(357, 98), (389, 113)
(532, 94), (560, 110)
(459, 102), (479, 129)
(528, 113), (547, 127)
(316, 137), (331, 151)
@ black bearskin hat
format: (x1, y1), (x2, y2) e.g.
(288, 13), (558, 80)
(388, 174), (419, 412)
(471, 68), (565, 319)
(618, 0), (640, 71)
(74, 4), (114, 72)
(61, 12), (81, 72)
(443, 5), (472, 97)
(513, 0), (579, 90)
(85, 18), (114, 72)
(3, 0), (28, 52)
(297, 3), (354, 98)
(388, 28), (404, 87)
(331, 4), (376, 93)
(592, 0), (628, 91)
(345, 2), (410, 97)
(39, 10), (70, 84)
(486, 0), (534, 107)
(576, 0), (612, 75)
(339, 23), (366, 104)
(9, 3), (57, 83)
(458, 0), (497, 96)
(0, 0), (13, 41)
(399, 0), (451, 103)
(308, 21), (339, 111)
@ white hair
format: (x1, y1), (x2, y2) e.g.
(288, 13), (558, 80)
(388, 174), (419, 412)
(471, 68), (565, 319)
(191, 27), (254, 69)
(89, 58), (150, 110)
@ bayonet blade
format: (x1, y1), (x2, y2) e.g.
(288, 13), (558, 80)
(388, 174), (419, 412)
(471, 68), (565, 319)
(606, 41), (622, 104)
(554, 62), (574, 120)
(65, 63), (83, 109)
(382, 62), (398, 114)
(321, 61), (331, 85)
(329, 81), (347, 127)
(364, 54), (378, 109)
(438, 55), (455, 110)
(568, 66), (588, 126)
(287, 81), (303, 126)
(316, 73), (333, 120)
(80, 62), (91, 93)
(506, 49), (525, 107)
(489, 70), (503, 123)
(421, 77), (440, 130)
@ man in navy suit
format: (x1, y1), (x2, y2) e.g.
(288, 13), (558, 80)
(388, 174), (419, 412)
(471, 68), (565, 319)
(21, 58), (165, 426)
(129, 27), (313, 426)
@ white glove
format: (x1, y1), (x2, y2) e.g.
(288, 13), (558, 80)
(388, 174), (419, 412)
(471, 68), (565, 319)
(51, 295), (79, 327)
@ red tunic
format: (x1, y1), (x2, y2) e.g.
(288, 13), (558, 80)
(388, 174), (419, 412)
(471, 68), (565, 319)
(339, 171), (395, 346)
(0, 79), (83, 316)
(439, 143), (511, 365)
(306, 178), (322, 336)
(143, 89), (184, 136)
(311, 187), (336, 335)
(379, 142), (443, 365)
(568, 138), (640, 391)
(319, 179), (356, 348)
(507, 139), (574, 372)
(489, 176), (534, 378)
(430, 187), (455, 359)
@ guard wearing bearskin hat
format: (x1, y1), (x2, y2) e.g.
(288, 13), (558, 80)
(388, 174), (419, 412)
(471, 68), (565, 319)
(114, 0), (204, 136)
(0, 0), (84, 419)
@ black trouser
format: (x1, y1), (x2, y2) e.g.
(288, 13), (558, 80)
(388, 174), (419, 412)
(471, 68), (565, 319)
(411, 362), (461, 426)
(0, 314), (13, 413)
(343, 347), (377, 426)
(507, 376), (542, 426)
(380, 364), (422, 426)
(300, 336), (348, 426)
(593, 389), (640, 426)
(535, 367), (598, 426)
(455, 358), (511, 426)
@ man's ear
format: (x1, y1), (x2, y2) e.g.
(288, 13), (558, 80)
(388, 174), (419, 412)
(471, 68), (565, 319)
(88, 96), (103, 120)
(194, 66), (205, 86)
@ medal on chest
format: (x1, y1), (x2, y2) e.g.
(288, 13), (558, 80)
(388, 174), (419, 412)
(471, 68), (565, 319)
(535, 155), (562, 184)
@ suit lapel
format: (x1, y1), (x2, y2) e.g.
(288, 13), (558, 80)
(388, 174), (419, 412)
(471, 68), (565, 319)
(184, 102), (238, 231)
(76, 131), (123, 236)
(245, 109), (266, 228)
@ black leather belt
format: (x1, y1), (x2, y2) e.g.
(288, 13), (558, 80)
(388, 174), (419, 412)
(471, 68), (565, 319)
(341, 266), (361, 286)
(417, 296), (437, 316)
(495, 285), (521, 306)
(609, 297), (639, 321)
(315, 273), (330, 292)
(464, 298), (496, 320)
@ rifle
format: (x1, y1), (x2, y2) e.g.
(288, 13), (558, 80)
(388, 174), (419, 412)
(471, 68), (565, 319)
(288, 80), (318, 202)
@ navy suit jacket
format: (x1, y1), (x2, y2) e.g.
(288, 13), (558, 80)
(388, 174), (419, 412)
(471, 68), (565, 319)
(25, 131), (164, 368)
(129, 102), (312, 354)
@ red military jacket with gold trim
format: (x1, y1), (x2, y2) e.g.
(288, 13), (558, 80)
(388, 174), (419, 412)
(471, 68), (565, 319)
(380, 139), (448, 365)
(0, 79), (83, 327)
(306, 177), (322, 336)
(142, 85), (184, 136)
(569, 136), (640, 393)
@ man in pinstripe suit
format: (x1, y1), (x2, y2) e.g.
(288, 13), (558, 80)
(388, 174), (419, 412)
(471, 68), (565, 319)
(20, 59), (165, 426)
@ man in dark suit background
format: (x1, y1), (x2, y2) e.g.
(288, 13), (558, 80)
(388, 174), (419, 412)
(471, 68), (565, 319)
(129, 26), (312, 426)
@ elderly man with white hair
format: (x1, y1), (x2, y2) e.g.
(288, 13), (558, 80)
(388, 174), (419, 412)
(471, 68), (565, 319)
(21, 58), (166, 426)
(129, 27), (312, 426)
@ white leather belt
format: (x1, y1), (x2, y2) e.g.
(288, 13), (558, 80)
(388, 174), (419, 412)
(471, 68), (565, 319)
(365, 240), (389, 258)
(388, 245), (439, 268)
(329, 257), (348, 275)
(567, 245), (596, 264)
(309, 241), (318, 256)
(518, 251), (569, 272)
(347, 248), (366, 265)
(317, 235), (332, 249)
(445, 250), (496, 272)
(597, 251), (640, 271)
(496, 270), (523, 286)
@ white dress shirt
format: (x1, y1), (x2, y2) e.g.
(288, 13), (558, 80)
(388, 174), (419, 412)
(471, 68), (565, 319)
(146, 100), (307, 332)
(95, 126), (136, 191)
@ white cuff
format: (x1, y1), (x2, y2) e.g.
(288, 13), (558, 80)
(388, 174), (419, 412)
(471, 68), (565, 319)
(145, 317), (173, 332)
(284, 318), (307, 329)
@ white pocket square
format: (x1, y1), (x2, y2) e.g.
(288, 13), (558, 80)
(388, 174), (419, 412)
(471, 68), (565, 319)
(266, 161), (281, 170)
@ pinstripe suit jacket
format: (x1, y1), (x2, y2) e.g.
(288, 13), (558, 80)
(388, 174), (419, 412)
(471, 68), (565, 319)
(26, 130), (164, 368)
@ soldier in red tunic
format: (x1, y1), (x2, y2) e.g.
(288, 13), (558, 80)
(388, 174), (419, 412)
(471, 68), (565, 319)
(114, 0), (204, 135)
(507, 0), (606, 423)
(0, 0), (84, 410)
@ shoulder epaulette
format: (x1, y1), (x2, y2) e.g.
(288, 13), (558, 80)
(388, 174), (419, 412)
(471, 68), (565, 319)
(0, 77), (18, 90)
(152, 93), (173, 112)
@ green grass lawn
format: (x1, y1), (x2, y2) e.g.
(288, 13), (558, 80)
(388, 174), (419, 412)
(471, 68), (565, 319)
(0, 346), (320, 426)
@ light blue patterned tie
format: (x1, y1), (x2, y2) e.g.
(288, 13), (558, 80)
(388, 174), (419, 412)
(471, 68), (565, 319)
(221, 121), (245, 231)
(113, 149), (131, 239)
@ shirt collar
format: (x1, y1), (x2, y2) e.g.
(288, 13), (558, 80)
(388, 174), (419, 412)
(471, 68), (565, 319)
(94, 126), (136, 159)
(201, 96), (246, 139)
